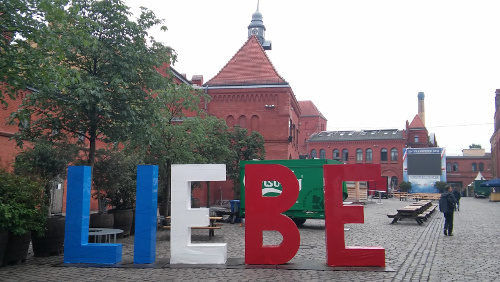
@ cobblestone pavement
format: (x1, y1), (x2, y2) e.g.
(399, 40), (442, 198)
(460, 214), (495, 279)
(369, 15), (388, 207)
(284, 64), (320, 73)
(1, 197), (499, 281)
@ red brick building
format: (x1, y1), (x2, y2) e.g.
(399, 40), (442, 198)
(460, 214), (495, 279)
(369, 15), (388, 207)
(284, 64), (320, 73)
(446, 148), (492, 191)
(203, 36), (301, 160)
(0, 86), (32, 170)
(490, 89), (500, 178)
(306, 93), (437, 191)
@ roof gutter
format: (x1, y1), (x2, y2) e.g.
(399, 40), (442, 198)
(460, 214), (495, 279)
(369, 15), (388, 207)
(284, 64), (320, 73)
(204, 84), (290, 90)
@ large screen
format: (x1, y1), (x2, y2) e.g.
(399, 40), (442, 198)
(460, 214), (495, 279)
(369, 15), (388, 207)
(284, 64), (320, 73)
(403, 147), (446, 193)
(407, 154), (442, 175)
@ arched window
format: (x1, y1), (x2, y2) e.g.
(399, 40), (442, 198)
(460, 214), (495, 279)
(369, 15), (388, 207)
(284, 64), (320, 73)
(381, 148), (388, 162)
(319, 149), (326, 159)
(390, 148), (398, 161)
(251, 115), (259, 131)
(342, 149), (348, 162)
(472, 163), (477, 172)
(453, 163), (459, 172)
(366, 149), (373, 162)
(479, 163), (485, 171)
(446, 163), (452, 172)
(333, 149), (340, 160)
(311, 149), (317, 159)
(238, 115), (247, 128)
(356, 149), (363, 162)
(226, 115), (234, 127)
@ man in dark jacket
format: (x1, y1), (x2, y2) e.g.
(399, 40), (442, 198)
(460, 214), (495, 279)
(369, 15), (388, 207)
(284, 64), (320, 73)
(453, 189), (462, 211)
(439, 186), (457, 236)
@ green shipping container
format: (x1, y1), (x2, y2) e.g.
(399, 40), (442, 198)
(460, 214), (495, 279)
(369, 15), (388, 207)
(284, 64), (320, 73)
(239, 159), (346, 226)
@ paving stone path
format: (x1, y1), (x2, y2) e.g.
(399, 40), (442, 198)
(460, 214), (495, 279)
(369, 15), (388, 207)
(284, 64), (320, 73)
(1, 197), (499, 281)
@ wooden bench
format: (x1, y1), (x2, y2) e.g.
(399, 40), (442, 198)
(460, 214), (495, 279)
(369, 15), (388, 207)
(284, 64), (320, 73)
(162, 216), (223, 238)
(162, 226), (222, 230)
(392, 192), (410, 201)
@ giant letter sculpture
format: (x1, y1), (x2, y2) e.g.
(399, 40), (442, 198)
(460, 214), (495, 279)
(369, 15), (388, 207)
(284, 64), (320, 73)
(170, 164), (227, 264)
(324, 164), (385, 267)
(245, 164), (300, 264)
(134, 165), (158, 264)
(64, 166), (122, 264)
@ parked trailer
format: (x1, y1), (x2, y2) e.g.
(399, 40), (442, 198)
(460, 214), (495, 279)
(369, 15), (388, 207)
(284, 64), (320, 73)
(474, 180), (490, 198)
(239, 159), (347, 226)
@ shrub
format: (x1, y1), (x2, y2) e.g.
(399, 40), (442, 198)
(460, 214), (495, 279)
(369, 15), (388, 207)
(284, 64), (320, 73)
(92, 149), (143, 210)
(0, 169), (46, 235)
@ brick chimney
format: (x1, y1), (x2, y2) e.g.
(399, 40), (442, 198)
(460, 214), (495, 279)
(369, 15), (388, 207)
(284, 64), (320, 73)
(417, 92), (425, 126)
(191, 75), (203, 87)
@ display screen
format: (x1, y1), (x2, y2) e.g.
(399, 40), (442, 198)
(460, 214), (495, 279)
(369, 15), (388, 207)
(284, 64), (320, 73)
(407, 154), (442, 175)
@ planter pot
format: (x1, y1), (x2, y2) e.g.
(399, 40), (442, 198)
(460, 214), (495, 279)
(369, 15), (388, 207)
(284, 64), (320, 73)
(0, 229), (8, 266)
(158, 203), (167, 217)
(2, 232), (31, 266)
(89, 212), (114, 228)
(111, 209), (133, 237)
(31, 215), (65, 257)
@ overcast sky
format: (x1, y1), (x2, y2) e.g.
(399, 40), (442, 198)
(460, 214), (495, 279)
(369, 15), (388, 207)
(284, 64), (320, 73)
(125, 0), (500, 156)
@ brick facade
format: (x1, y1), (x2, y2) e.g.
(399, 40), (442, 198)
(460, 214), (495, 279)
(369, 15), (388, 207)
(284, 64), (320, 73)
(446, 155), (492, 190)
(491, 89), (500, 178)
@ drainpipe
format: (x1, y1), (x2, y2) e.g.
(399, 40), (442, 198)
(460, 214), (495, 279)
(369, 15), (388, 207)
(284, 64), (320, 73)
(204, 85), (208, 110)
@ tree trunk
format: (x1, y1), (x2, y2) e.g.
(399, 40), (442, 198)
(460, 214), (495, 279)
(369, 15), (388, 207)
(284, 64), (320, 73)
(164, 159), (172, 217)
(206, 181), (211, 208)
(88, 125), (100, 211)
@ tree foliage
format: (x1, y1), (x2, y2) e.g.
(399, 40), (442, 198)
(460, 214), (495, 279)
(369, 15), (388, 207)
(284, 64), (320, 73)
(398, 181), (412, 193)
(14, 141), (79, 214)
(469, 144), (482, 149)
(0, 0), (44, 105)
(0, 168), (46, 235)
(226, 125), (265, 199)
(9, 0), (175, 169)
(91, 149), (142, 210)
(435, 181), (448, 193)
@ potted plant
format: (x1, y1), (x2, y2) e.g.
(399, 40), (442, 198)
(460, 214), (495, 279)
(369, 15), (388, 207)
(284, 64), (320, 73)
(0, 169), (46, 266)
(14, 141), (79, 257)
(92, 149), (141, 237)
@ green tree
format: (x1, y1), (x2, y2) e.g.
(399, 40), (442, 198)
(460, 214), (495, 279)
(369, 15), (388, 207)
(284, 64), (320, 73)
(92, 149), (142, 210)
(188, 116), (233, 207)
(134, 83), (211, 215)
(0, 0), (44, 105)
(14, 141), (79, 215)
(435, 181), (448, 193)
(469, 144), (482, 149)
(10, 0), (174, 170)
(226, 125), (265, 199)
(399, 181), (412, 193)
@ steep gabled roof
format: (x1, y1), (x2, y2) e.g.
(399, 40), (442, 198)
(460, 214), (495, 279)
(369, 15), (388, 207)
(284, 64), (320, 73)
(205, 35), (287, 86)
(409, 115), (425, 129)
(298, 100), (326, 120)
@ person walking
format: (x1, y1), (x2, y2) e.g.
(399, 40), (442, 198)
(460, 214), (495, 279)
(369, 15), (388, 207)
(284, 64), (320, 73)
(439, 186), (457, 236)
(453, 189), (462, 211)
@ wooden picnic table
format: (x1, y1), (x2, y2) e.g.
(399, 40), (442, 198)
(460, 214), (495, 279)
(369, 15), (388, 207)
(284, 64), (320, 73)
(163, 216), (223, 238)
(387, 201), (435, 225)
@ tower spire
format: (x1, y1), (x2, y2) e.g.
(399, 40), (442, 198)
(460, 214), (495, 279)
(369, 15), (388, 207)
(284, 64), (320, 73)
(247, 1), (272, 50)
